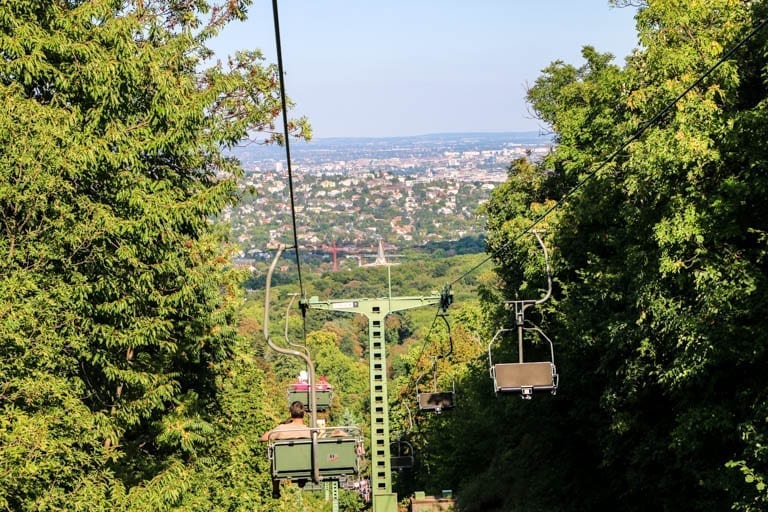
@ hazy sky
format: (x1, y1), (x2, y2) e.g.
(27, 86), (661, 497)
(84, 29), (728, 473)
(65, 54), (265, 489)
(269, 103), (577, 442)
(209, 1), (640, 139)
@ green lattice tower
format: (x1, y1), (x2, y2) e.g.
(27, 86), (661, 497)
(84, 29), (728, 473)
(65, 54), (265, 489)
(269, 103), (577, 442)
(323, 481), (339, 512)
(304, 294), (445, 512)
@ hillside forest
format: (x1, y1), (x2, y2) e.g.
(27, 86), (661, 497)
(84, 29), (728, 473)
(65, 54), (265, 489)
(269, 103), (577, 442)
(2, 1), (768, 511)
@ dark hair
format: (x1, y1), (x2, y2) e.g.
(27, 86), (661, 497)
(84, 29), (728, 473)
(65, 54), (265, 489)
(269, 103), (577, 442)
(289, 400), (305, 419)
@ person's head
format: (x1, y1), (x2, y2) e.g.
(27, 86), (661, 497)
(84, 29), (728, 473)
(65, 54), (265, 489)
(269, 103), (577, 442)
(289, 400), (305, 419)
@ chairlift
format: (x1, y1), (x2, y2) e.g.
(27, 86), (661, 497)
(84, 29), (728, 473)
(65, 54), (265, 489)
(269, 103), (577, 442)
(488, 325), (558, 398)
(487, 231), (559, 399)
(263, 245), (363, 485)
(416, 292), (456, 413)
(267, 425), (365, 481)
(416, 357), (455, 413)
(390, 404), (416, 471)
(287, 374), (334, 412)
(389, 437), (415, 471)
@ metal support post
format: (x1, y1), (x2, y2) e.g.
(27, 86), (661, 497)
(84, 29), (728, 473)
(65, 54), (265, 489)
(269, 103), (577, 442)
(303, 293), (444, 512)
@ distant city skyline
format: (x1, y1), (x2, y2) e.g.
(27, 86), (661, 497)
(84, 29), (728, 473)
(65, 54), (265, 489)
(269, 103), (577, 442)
(209, 1), (640, 139)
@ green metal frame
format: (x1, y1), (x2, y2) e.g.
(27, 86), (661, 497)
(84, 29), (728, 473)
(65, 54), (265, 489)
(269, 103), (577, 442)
(271, 438), (358, 479)
(304, 294), (444, 512)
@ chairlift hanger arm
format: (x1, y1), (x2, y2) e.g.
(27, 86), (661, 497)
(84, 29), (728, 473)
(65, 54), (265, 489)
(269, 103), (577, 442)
(285, 293), (310, 355)
(414, 313), (453, 390)
(414, 356), (437, 391)
(438, 311), (453, 359)
(263, 245), (318, 429)
(531, 230), (552, 306)
(503, 231), (553, 321)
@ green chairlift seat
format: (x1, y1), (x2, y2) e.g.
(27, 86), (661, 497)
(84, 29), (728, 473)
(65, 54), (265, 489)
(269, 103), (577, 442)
(269, 427), (363, 481)
(287, 386), (334, 412)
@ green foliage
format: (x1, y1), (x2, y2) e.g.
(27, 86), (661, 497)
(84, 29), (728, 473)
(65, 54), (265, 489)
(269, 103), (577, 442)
(9, 1), (768, 510)
(306, 329), (369, 420)
(0, 0), (302, 509)
(442, 1), (768, 511)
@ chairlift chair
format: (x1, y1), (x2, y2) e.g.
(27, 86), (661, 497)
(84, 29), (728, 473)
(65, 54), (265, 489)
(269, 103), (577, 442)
(488, 325), (558, 398)
(389, 438), (415, 471)
(268, 426), (364, 482)
(287, 378), (334, 412)
(263, 248), (363, 485)
(416, 362), (455, 413)
(487, 230), (559, 399)
(416, 308), (456, 413)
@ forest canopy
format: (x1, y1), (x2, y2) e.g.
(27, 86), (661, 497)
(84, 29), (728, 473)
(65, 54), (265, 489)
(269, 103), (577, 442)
(2, 1), (768, 512)
(441, 0), (768, 510)
(0, 1), (308, 509)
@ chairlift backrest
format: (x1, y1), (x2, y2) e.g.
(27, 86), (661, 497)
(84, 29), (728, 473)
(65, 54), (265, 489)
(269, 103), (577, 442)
(269, 426), (363, 481)
(417, 391), (455, 412)
(287, 381), (334, 412)
(488, 326), (559, 398)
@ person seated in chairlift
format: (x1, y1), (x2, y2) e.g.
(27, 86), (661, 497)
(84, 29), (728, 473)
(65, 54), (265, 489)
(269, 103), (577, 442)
(317, 375), (331, 390)
(260, 400), (311, 441)
(292, 370), (310, 391)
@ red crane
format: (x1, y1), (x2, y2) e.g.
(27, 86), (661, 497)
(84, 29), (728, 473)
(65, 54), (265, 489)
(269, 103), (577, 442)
(320, 241), (339, 271)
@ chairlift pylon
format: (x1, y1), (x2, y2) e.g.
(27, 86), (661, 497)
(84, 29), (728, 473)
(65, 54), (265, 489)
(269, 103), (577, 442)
(416, 288), (456, 412)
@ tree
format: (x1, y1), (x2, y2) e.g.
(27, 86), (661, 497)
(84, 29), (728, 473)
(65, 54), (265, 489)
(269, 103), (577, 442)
(306, 330), (369, 419)
(0, 1), (307, 509)
(446, 1), (768, 511)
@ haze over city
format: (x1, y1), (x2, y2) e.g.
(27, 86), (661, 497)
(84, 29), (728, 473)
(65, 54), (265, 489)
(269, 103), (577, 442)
(209, 0), (640, 139)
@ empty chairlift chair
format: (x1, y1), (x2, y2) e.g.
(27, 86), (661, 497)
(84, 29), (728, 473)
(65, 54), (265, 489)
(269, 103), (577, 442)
(416, 359), (455, 413)
(488, 326), (558, 398)
(416, 310), (456, 413)
(389, 438), (415, 471)
(487, 230), (559, 399)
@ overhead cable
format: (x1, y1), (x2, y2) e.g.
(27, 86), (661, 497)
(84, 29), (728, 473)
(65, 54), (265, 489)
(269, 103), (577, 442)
(271, 0), (305, 298)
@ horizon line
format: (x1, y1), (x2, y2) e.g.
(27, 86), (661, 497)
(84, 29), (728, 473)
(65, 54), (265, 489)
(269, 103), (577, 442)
(293, 129), (552, 141)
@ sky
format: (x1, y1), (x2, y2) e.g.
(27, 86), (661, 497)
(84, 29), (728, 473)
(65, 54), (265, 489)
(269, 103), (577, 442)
(208, 0), (640, 139)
